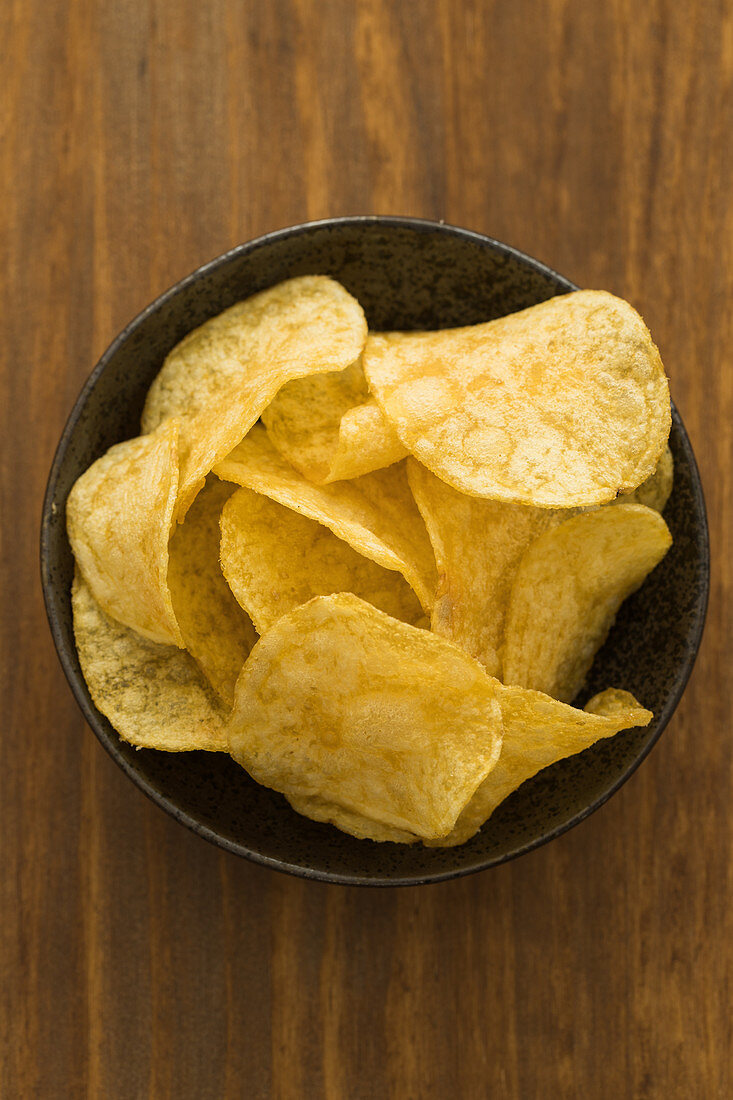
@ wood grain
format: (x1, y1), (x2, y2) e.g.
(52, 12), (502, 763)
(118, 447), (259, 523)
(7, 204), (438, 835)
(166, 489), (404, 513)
(2, 1), (731, 1096)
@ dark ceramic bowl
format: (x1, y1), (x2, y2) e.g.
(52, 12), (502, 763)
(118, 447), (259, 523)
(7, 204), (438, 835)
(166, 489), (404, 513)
(41, 217), (709, 885)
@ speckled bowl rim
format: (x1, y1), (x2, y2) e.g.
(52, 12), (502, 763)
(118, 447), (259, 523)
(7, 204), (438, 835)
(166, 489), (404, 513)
(41, 215), (710, 886)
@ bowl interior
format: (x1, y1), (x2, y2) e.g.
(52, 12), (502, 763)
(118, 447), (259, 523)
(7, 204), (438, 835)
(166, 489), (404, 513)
(41, 218), (709, 885)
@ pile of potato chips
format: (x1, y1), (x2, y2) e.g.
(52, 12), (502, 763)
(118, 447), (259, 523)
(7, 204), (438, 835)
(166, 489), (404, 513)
(68, 276), (674, 846)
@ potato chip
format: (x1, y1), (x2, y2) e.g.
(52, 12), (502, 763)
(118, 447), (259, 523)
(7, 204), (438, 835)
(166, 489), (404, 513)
(219, 486), (424, 633)
(214, 425), (438, 610)
(168, 478), (257, 705)
(141, 276), (367, 517)
(407, 458), (562, 676)
(261, 358), (407, 482)
(72, 572), (227, 750)
(502, 504), (672, 702)
(285, 792), (419, 844)
(363, 291), (671, 507)
(66, 419), (183, 646)
(429, 686), (652, 846)
(612, 445), (673, 512)
(226, 593), (504, 840)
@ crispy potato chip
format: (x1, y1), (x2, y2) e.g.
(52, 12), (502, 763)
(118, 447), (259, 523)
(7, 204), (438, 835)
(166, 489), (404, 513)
(220, 486), (424, 633)
(285, 792), (419, 844)
(226, 593), (504, 840)
(261, 358), (407, 482)
(141, 276), (367, 517)
(612, 445), (673, 512)
(502, 504), (672, 702)
(363, 291), (671, 507)
(407, 458), (562, 676)
(429, 686), (652, 846)
(66, 419), (183, 646)
(168, 478), (257, 705)
(214, 425), (438, 610)
(72, 572), (227, 750)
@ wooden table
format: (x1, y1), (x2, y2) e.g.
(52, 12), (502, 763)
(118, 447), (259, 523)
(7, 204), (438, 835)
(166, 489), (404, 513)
(3, 2), (731, 1096)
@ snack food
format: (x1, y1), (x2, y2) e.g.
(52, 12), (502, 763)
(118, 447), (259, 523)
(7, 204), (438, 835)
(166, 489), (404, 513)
(72, 572), (227, 751)
(226, 594), (504, 841)
(214, 425), (437, 611)
(67, 419), (183, 646)
(429, 687), (652, 846)
(142, 275), (367, 518)
(363, 290), (670, 508)
(261, 359), (407, 482)
(67, 277), (674, 848)
(168, 478), (257, 705)
(502, 504), (672, 702)
(407, 457), (560, 676)
(613, 445), (673, 512)
(219, 487), (424, 633)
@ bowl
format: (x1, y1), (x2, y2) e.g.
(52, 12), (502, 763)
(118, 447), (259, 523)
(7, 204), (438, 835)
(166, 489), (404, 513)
(41, 216), (710, 885)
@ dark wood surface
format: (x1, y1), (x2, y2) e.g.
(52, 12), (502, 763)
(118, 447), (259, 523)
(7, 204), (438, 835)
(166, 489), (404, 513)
(3, 2), (731, 1096)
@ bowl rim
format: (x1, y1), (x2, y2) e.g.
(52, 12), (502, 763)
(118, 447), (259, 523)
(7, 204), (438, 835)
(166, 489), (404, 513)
(40, 215), (710, 886)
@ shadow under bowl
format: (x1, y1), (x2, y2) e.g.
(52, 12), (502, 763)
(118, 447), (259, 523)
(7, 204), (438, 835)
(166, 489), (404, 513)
(41, 217), (710, 886)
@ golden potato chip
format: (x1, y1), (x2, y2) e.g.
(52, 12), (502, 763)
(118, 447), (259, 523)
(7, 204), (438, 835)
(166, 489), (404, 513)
(214, 425), (438, 610)
(72, 572), (227, 750)
(285, 792), (419, 844)
(141, 276), (367, 517)
(226, 593), (504, 840)
(261, 358), (407, 482)
(430, 686), (652, 846)
(502, 504), (672, 702)
(66, 419), (183, 646)
(363, 291), (671, 507)
(168, 478), (257, 705)
(612, 445), (673, 512)
(219, 486), (424, 633)
(407, 458), (562, 676)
